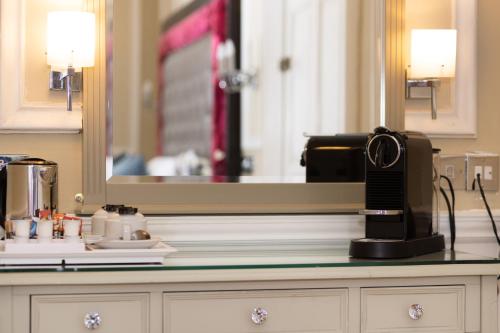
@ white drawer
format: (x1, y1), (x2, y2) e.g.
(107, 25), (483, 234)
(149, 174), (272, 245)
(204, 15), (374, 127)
(31, 293), (149, 333)
(164, 289), (348, 333)
(361, 286), (465, 333)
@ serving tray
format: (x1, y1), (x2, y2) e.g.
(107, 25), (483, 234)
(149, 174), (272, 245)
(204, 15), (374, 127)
(3, 239), (86, 253)
(0, 241), (177, 265)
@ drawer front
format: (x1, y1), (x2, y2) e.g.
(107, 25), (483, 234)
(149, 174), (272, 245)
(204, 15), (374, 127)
(164, 289), (348, 333)
(31, 293), (149, 333)
(361, 286), (465, 333)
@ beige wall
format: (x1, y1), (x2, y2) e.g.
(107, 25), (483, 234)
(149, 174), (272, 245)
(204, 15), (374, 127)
(112, 0), (137, 155)
(170, 0), (193, 14)
(113, 0), (158, 161)
(359, 0), (383, 132)
(114, 0), (199, 162)
(159, 0), (194, 23)
(406, 0), (453, 29)
(0, 134), (82, 213)
(140, 0), (160, 162)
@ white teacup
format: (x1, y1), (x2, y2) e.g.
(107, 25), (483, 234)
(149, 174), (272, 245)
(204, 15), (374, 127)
(37, 221), (53, 242)
(105, 219), (132, 240)
(14, 219), (31, 241)
(63, 220), (81, 241)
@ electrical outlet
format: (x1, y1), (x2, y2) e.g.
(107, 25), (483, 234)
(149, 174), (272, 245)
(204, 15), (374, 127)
(440, 155), (466, 190)
(466, 153), (499, 191)
(484, 166), (493, 180)
(474, 165), (483, 180)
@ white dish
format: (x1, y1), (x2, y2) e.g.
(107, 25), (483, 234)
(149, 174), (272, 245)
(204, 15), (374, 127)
(82, 234), (105, 244)
(94, 238), (161, 249)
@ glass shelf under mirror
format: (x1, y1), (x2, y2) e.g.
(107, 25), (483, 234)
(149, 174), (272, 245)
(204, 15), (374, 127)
(0, 248), (497, 273)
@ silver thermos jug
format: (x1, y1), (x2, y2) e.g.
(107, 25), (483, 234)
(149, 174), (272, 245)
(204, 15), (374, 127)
(4, 158), (58, 221)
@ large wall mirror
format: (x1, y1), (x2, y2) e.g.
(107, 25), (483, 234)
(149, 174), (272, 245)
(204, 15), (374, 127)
(81, 0), (405, 214)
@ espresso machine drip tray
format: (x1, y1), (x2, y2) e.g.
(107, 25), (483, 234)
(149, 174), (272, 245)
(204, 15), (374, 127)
(349, 235), (445, 259)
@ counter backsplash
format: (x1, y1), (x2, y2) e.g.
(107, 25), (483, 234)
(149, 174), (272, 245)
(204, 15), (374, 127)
(82, 210), (500, 258)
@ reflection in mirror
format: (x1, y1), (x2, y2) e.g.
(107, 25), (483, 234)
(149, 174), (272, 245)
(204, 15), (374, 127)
(108, 0), (384, 182)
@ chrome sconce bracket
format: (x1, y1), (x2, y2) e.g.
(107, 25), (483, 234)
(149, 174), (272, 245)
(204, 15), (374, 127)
(218, 71), (257, 94)
(49, 70), (82, 92)
(405, 76), (441, 120)
(49, 67), (81, 111)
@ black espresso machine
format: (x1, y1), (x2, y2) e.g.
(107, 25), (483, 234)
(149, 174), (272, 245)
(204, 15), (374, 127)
(351, 127), (444, 258)
(300, 134), (368, 182)
(302, 127), (444, 258)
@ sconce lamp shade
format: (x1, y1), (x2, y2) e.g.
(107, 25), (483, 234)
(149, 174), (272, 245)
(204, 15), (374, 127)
(410, 29), (457, 79)
(46, 11), (96, 69)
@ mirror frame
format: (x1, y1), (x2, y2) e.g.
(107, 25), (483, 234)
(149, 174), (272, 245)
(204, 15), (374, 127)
(80, 0), (405, 214)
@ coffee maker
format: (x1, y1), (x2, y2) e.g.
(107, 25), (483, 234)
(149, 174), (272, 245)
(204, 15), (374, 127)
(0, 158), (58, 236)
(349, 127), (444, 258)
(301, 134), (368, 183)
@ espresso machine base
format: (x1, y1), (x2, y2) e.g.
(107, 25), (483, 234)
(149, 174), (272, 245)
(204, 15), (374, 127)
(349, 234), (445, 259)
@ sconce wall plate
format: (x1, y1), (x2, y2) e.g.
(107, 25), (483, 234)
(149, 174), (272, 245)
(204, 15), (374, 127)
(406, 78), (441, 120)
(406, 78), (441, 99)
(406, 78), (440, 92)
(49, 70), (82, 92)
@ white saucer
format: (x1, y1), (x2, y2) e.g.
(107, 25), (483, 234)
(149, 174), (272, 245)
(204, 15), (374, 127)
(94, 238), (161, 249)
(83, 234), (104, 244)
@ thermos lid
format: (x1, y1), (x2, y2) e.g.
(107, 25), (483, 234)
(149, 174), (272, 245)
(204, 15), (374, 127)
(103, 204), (125, 212)
(10, 158), (57, 166)
(118, 206), (138, 215)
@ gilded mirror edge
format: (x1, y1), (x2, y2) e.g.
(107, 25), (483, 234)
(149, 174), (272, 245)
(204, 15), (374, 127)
(81, 0), (404, 215)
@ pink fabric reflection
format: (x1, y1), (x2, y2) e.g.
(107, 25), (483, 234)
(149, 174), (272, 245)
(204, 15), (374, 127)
(158, 0), (227, 176)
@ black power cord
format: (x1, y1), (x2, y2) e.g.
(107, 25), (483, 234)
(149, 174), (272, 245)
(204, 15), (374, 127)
(440, 175), (456, 251)
(472, 173), (500, 245)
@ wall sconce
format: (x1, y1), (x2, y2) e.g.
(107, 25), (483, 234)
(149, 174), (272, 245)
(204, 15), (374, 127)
(406, 29), (457, 119)
(47, 11), (96, 111)
(217, 39), (257, 94)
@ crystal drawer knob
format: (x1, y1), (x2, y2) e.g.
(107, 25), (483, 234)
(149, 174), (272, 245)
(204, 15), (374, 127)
(84, 312), (102, 330)
(251, 307), (268, 325)
(409, 304), (424, 320)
